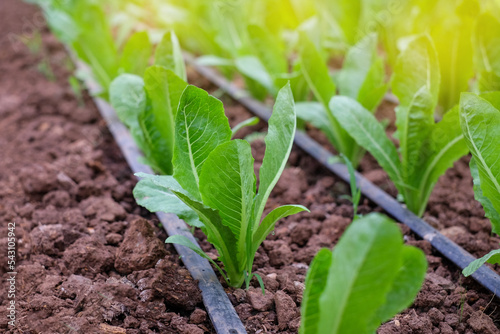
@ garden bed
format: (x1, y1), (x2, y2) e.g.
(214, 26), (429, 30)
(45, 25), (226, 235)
(1, 1), (499, 333)
(203, 83), (500, 334)
(0, 1), (211, 333)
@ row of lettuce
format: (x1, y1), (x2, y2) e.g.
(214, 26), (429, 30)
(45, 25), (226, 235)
(108, 32), (430, 333)
(33, 0), (500, 333)
(35, 0), (500, 217)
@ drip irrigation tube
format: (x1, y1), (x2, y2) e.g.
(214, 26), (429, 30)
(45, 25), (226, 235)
(74, 60), (247, 334)
(185, 53), (500, 297)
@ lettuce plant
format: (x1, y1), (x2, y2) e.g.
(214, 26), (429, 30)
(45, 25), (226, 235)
(460, 93), (500, 276)
(134, 83), (308, 288)
(330, 35), (468, 216)
(36, 0), (153, 97)
(297, 33), (387, 168)
(429, 1), (476, 113)
(379, 1), (479, 113)
(311, 0), (391, 50)
(473, 13), (500, 93)
(342, 154), (362, 221)
(164, 0), (314, 101)
(300, 213), (427, 334)
(196, 24), (309, 102)
(110, 31), (187, 175)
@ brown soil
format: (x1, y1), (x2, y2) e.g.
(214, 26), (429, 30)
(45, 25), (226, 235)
(1, 1), (499, 334)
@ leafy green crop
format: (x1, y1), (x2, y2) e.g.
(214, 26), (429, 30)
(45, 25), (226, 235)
(297, 33), (387, 168)
(330, 35), (468, 216)
(300, 213), (427, 334)
(36, 0), (153, 97)
(460, 93), (500, 276)
(380, 1), (478, 113)
(376, 0), (500, 113)
(110, 31), (187, 175)
(473, 14), (500, 93)
(157, 0), (312, 101)
(341, 154), (362, 221)
(134, 83), (308, 288)
(431, 1), (476, 113)
(196, 23), (309, 102)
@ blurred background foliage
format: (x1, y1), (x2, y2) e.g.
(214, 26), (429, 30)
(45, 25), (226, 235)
(31, 0), (500, 111)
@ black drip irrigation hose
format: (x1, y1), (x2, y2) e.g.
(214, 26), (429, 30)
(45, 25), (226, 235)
(184, 53), (500, 297)
(73, 60), (247, 334)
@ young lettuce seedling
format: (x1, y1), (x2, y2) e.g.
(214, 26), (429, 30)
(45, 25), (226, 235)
(297, 33), (387, 168)
(109, 32), (204, 229)
(134, 83), (309, 288)
(473, 14), (500, 93)
(37, 0), (154, 97)
(460, 92), (500, 276)
(330, 35), (469, 216)
(110, 31), (187, 175)
(231, 117), (260, 138)
(196, 23), (308, 102)
(300, 213), (427, 334)
(341, 154), (361, 221)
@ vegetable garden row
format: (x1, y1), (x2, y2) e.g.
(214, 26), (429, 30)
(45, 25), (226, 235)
(11, 0), (500, 333)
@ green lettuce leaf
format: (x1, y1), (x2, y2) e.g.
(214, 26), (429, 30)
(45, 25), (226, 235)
(41, 6), (79, 45)
(392, 35), (440, 110)
(135, 173), (239, 278)
(144, 66), (188, 175)
(195, 55), (234, 67)
(337, 33), (387, 112)
(138, 105), (172, 174)
(414, 106), (468, 216)
(253, 83), (296, 229)
(71, 2), (118, 91)
(109, 74), (147, 154)
(231, 117), (259, 138)
(199, 140), (256, 263)
(133, 174), (202, 228)
(299, 34), (358, 164)
(300, 214), (427, 334)
(463, 248), (500, 277)
(391, 35), (439, 184)
(372, 246), (428, 325)
(299, 35), (336, 108)
(300, 248), (332, 334)
(155, 31), (187, 81)
(134, 85), (305, 288)
(433, 9), (474, 112)
(247, 24), (287, 77)
(470, 159), (500, 233)
(335, 34), (467, 216)
(119, 31), (151, 76)
(235, 56), (276, 95)
(173, 85), (232, 200)
(295, 102), (337, 145)
(329, 96), (403, 188)
(460, 93), (500, 234)
(319, 214), (403, 333)
(474, 14), (500, 92)
(253, 204), (309, 251)
(110, 74), (147, 128)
